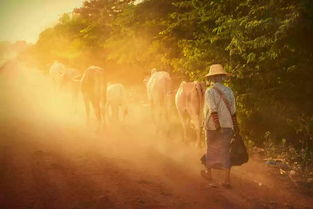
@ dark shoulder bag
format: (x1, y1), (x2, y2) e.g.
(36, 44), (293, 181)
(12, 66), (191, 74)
(213, 87), (249, 166)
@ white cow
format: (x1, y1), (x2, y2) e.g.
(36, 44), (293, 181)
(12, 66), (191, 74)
(175, 81), (206, 146)
(49, 61), (66, 90)
(106, 83), (128, 122)
(146, 69), (172, 132)
(49, 62), (82, 110)
(80, 66), (106, 129)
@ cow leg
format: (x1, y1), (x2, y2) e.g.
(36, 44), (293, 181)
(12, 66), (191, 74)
(102, 102), (106, 127)
(159, 108), (166, 135)
(72, 93), (76, 114)
(95, 106), (102, 131)
(150, 101), (155, 122)
(193, 116), (203, 147)
(156, 106), (161, 132)
(72, 86), (79, 114)
(105, 102), (110, 125)
(118, 105), (123, 122)
(122, 104), (128, 121)
(164, 103), (171, 136)
(150, 101), (157, 130)
(151, 101), (163, 133)
(100, 94), (105, 127)
(91, 99), (102, 131)
(83, 94), (90, 127)
(112, 105), (118, 122)
(178, 112), (188, 142)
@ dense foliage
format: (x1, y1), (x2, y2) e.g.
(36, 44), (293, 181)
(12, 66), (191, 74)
(29, 0), (313, 159)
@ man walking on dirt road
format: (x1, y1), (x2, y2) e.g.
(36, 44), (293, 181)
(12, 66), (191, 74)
(201, 64), (239, 188)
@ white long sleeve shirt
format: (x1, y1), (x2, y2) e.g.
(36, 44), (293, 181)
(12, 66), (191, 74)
(204, 82), (236, 130)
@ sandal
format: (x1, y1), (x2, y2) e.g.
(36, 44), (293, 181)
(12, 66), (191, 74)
(201, 170), (217, 188)
(200, 170), (212, 181)
(207, 182), (218, 188)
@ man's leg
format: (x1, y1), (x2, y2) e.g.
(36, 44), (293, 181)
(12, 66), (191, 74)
(201, 167), (213, 182)
(206, 168), (213, 181)
(202, 167), (217, 188)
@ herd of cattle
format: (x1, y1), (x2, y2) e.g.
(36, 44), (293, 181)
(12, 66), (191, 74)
(49, 61), (206, 145)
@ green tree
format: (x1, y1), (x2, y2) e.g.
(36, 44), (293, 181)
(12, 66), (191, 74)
(29, 0), (313, 150)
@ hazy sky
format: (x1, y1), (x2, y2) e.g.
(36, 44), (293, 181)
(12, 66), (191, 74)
(0, 0), (84, 43)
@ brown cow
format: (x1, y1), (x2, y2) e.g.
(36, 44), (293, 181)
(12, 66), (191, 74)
(80, 66), (106, 129)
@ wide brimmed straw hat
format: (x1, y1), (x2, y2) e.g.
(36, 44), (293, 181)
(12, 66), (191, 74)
(205, 64), (230, 77)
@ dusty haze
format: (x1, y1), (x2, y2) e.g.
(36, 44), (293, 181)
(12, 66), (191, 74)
(0, 60), (312, 209)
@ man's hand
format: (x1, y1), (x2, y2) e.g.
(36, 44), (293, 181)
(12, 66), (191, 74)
(211, 112), (221, 131)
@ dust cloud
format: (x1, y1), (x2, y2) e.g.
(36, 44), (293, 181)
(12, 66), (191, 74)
(1, 60), (312, 209)
(0, 59), (203, 180)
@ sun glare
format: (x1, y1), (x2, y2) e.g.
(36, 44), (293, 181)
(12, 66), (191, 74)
(0, 0), (84, 43)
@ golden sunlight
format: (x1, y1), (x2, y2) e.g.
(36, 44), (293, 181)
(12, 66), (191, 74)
(0, 0), (84, 43)
(1, 1), (313, 209)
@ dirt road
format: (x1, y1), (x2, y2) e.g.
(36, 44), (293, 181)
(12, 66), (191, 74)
(0, 61), (312, 209)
